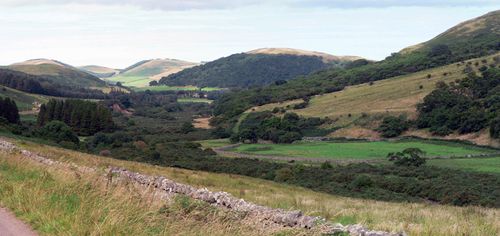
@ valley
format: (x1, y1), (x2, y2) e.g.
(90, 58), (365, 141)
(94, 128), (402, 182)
(0, 7), (499, 236)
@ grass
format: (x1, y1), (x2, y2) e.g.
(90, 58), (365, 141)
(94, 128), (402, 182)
(229, 140), (496, 160)
(105, 75), (151, 87)
(428, 157), (500, 174)
(0, 150), (300, 235)
(178, 98), (213, 104)
(6, 137), (499, 236)
(198, 139), (231, 148)
(133, 85), (223, 92)
(0, 86), (50, 111)
(250, 53), (499, 123)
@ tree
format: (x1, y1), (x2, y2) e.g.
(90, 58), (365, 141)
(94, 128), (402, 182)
(38, 121), (79, 144)
(149, 80), (159, 86)
(387, 148), (426, 167)
(0, 97), (20, 124)
(376, 115), (409, 138)
(181, 122), (195, 134)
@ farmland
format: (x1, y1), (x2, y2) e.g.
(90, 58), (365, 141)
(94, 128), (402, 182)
(428, 157), (500, 174)
(132, 85), (222, 92)
(227, 139), (497, 160)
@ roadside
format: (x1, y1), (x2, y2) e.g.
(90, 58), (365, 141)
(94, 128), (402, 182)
(0, 208), (37, 236)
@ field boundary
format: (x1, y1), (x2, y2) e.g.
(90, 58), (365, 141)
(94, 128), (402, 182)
(0, 138), (402, 236)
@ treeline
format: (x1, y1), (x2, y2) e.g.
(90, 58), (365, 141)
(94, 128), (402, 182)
(38, 99), (114, 135)
(0, 69), (108, 99)
(417, 67), (500, 138)
(0, 97), (20, 124)
(159, 53), (331, 88)
(230, 111), (326, 143)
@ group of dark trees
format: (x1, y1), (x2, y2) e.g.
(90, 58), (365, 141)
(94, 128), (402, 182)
(417, 68), (500, 137)
(0, 97), (20, 124)
(38, 99), (114, 136)
(231, 111), (326, 143)
(0, 69), (108, 99)
(159, 53), (332, 88)
(376, 115), (410, 138)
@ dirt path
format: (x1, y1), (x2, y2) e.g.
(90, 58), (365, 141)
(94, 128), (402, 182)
(0, 208), (37, 236)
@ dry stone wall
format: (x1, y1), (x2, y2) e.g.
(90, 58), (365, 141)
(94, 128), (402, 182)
(0, 139), (405, 236)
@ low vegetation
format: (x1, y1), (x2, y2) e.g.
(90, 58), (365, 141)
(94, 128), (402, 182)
(6, 139), (500, 235)
(0, 151), (290, 235)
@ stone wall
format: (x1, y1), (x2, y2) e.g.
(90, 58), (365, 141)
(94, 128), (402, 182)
(0, 139), (404, 236)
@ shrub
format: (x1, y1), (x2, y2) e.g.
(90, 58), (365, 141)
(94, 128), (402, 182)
(37, 121), (79, 144)
(376, 115), (409, 138)
(387, 148), (426, 167)
(274, 167), (294, 182)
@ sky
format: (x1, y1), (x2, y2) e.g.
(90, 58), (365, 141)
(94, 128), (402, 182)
(0, 1), (498, 68)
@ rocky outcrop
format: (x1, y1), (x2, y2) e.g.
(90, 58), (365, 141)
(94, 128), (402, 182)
(0, 139), (404, 236)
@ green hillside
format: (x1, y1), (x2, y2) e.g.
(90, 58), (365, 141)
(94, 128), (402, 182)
(108, 59), (197, 87)
(159, 48), (361, 88)
(212, 10), (500, 126)
(251, 53), (499, 122)
(0, 86), (50, 111)
(7, 59), (105, 88)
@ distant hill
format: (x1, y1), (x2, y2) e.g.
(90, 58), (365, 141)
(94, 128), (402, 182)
(7, 59), (105, 88)
(107, 59), (198, 87)
(79, 65), (120, 78)
(212, 10), (500, 126)
(247, 48), (363, 63)
(160, 49), (361, 88)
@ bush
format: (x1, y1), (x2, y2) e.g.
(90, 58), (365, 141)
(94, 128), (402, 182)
(274, 167), (294, 182)
(387, 148), (426, 167)
(376, 115), (409, 138)
(37, 121), (79, 144)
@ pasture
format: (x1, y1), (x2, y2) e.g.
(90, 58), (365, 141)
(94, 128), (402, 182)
(228, 140), (497, 160)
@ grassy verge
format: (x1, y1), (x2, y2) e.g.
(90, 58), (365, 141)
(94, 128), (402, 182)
(8, 138), (499, 236)
(0, 151), (299, 235)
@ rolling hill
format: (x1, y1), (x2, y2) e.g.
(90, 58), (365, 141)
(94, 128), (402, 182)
(78, 65), (120, 78)
(159, 48), (362, 88)
(106, 58), (198, 87)
(7, 59), (106, 88)
(212, 10), (500, 126)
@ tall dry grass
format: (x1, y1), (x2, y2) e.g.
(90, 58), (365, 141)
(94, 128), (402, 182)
(10, 139), (500, 235)
(0, 150), (305, 235)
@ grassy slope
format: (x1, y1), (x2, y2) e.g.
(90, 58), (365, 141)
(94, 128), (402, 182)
(7, 138), (499, 235)
(227, 140), (496, 159)
(252, 53), (499, 122)
(8, 64), (105, 88)
(0, 86), (50, 111)
(0, 151), (290, 235)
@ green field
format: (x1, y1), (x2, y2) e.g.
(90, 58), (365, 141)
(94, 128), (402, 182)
(132, 85), (222, 92)
(178, 98), (213, 103)
(229, 140), (496, 160)
(428, 157), (500, 174)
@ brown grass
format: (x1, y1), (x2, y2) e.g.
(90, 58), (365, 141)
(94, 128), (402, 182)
(7, 138), (500, 236)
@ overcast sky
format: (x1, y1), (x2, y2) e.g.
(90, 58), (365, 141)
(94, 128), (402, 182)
(0, 1), (498, 68)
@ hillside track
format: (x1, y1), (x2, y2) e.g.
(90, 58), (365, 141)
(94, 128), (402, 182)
(0, 208), (37, 236)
